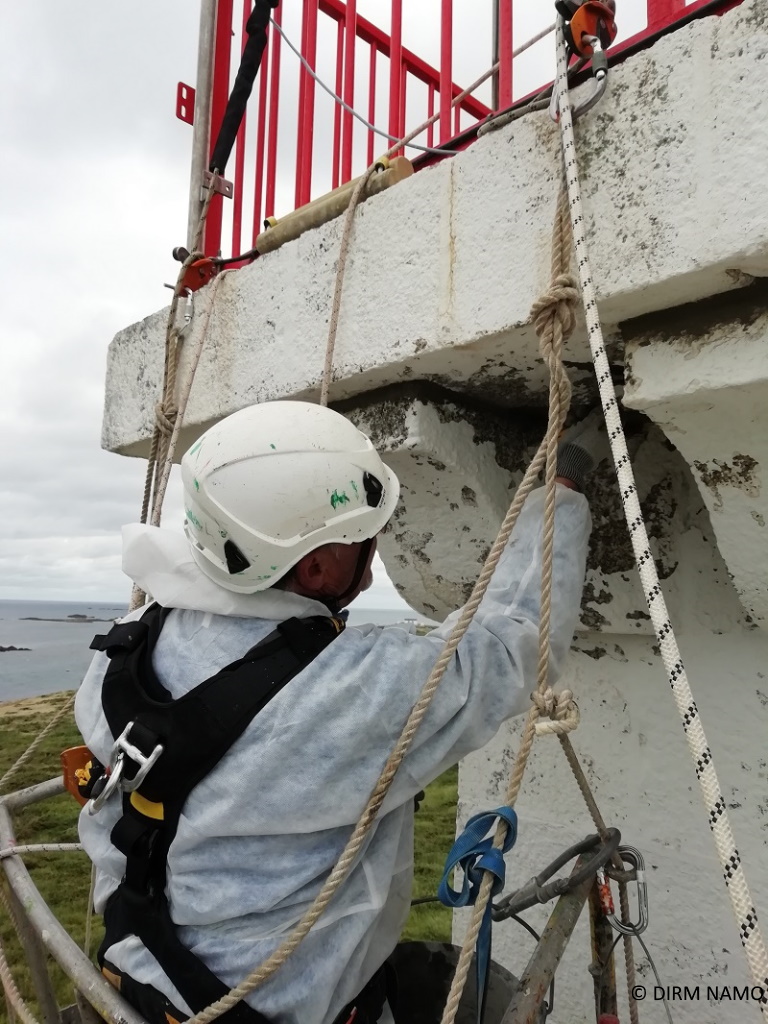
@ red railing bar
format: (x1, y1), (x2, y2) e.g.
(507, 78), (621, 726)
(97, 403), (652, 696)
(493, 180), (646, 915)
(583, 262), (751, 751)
(388, 0), (403, 152)
(295, 6), (310, 209)
(439, 0), (452, 143)
(231, 0), (250, 257)
(367, 41), (377, 165)
(453, 100), (460, 135)
(264, 3), (282, 220)
(341, 0), (357, 181)
(498, 0), (513, 109)
(399, 59), (407, 155)
(647, 0), (687, 30)
(332, 17), (344, 189)
(252, 17), (271, 242)
(205, 0), (234, 255)
(427, 83), (435, 148)
(298, 0), (319, 206)
(401, 55), (489, 120)
(318, 0), (490, 120)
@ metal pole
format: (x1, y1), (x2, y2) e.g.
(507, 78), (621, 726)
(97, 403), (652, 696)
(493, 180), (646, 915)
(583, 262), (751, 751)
(0, 798), (146, 1024)
(439, 0), (452, 143)
(3, 882), (60, 1024)
(501, 854), (594, 1023)
(187, 0), (217, 251)
(589, 880), (618, 1019)
(388, 0), (402, 152)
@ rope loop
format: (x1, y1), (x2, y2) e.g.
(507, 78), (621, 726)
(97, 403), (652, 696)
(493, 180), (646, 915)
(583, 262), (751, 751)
(533, 687), (580, 736)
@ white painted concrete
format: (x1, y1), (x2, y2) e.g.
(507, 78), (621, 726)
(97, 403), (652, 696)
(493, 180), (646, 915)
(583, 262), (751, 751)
(458, 631), (768, 1024)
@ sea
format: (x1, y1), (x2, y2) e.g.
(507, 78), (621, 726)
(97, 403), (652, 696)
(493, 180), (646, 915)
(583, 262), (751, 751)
(0, 599), (421, 705)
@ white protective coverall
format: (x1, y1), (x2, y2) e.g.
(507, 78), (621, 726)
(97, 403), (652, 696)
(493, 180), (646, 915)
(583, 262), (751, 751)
(75, 484), (590, 1024)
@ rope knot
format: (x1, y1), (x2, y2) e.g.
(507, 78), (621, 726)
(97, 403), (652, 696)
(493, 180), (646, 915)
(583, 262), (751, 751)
(155, 400), (178, 437)
(530, 271), (580, 352)
(532, 687), (580, 736)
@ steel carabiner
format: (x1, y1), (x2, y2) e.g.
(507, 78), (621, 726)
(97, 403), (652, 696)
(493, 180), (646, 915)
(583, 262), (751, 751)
(550, 35), (609, 122)
(607, 845), (649, 935)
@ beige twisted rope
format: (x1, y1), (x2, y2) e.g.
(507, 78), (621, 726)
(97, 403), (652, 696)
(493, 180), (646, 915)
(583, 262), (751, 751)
(0, 695), (75, 796)
(439, 186), (578, 1024)
(130, 174), (220, 611)
(532, 687), (580, 736)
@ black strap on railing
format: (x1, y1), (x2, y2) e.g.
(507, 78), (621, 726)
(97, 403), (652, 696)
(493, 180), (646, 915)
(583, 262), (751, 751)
(208, 0), (280, 176)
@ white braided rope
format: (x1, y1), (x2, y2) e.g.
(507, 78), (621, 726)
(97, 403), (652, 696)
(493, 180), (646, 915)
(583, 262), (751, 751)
(554, 21), (768, 1013)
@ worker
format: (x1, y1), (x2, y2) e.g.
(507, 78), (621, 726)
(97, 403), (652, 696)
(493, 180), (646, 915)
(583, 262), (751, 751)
(75, 399), (602, 1024)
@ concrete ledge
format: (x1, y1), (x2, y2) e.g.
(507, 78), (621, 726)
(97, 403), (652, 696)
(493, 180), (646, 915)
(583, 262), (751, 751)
(103, 0), (768, 457)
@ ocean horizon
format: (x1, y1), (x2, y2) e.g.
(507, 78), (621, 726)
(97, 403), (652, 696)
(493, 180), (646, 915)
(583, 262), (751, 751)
(0, 598), (428, 704)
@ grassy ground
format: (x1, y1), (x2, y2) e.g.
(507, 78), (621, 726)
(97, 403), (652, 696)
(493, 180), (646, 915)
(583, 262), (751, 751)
(0, 692), (457, 1021)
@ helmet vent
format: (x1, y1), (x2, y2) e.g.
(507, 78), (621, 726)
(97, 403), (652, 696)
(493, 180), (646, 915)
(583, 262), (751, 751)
(224, 539), (251, 575)
(363, 472), (383, 508)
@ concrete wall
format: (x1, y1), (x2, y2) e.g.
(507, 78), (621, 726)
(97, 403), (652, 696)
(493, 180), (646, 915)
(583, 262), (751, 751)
(101, 0), (768, 1020)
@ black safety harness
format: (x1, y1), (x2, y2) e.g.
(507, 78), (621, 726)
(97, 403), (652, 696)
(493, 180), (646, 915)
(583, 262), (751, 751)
(86, 603), (385, 1024)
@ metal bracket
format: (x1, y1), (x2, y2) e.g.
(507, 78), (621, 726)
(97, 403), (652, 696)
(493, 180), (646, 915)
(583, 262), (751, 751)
(176, 82), (196, 125)
(202, 170), (234, 200)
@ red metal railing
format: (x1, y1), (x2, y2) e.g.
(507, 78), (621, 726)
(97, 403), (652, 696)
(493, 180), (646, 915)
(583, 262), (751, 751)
(181, 0), (743, 259)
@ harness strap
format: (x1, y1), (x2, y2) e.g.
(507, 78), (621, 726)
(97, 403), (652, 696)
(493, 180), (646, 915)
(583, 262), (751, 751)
(94, 605), (345, 1024)
(103, 887), (265, 1024)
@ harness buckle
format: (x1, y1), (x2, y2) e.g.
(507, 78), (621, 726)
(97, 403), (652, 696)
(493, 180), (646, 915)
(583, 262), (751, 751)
(607, 845), (649, 935)
(87, 723), (164, 815)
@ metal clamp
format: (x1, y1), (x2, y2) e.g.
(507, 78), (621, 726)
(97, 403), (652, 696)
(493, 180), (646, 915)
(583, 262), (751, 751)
(607, 846), (649, 935)
(493, 827), (621, 920)
(201, 170), (234, 200)
(87, 724), (164, 816)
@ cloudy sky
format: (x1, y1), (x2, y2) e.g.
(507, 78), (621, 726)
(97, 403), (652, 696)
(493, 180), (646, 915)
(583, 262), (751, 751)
(0, 1), (647, 605)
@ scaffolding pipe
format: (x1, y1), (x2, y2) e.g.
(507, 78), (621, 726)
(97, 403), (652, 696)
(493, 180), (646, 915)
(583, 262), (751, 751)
(0, 790), (146, 1024)
(186, 0), (218, 251)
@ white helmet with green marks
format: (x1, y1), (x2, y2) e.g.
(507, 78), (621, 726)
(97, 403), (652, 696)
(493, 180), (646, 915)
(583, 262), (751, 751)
(180, 400), (400, 593)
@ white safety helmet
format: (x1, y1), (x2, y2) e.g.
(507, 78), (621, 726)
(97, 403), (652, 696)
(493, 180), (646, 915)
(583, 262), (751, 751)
(180, 401), (400, 593)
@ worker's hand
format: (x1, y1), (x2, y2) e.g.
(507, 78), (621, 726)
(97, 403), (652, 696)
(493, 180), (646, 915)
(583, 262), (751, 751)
(555, 408), (611, 491)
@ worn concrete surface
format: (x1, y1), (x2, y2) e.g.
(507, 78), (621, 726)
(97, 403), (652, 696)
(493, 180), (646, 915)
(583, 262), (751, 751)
(344, 388), (746, 634)
(624, 285), (768, 627)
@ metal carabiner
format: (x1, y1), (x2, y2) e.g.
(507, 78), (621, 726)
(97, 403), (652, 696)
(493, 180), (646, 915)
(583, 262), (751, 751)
(87, 723), (164, 816)
(607, 846), (649, 935)
(87, 753), (125, 815)
(550, 36), (609, 123)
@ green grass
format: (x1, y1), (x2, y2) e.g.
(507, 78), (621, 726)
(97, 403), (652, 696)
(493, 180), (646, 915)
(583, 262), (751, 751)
(0, 692), (457, 1020)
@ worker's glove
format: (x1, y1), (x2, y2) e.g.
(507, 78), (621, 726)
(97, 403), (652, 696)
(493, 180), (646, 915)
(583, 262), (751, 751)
(556, 408), (611, 491)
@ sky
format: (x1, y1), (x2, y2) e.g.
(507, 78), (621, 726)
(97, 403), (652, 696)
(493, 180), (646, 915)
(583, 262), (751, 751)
(0, 1), (649, 605)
